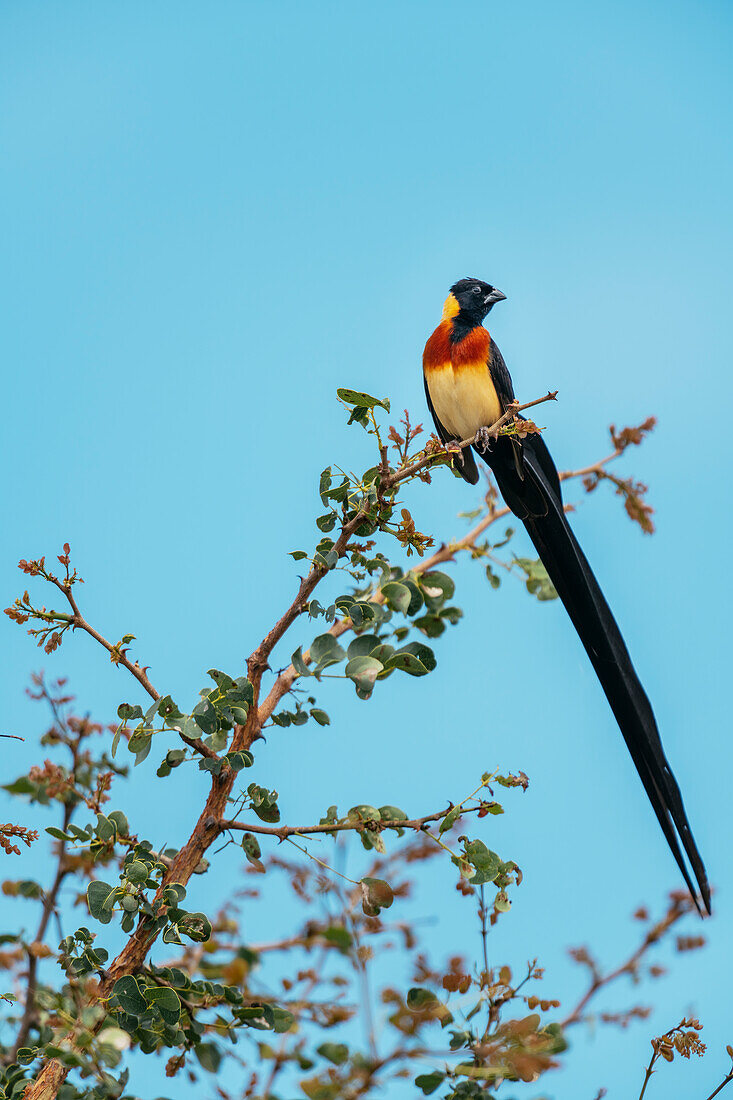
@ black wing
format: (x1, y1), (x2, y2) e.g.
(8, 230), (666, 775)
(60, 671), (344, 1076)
(488, 338), (516, 406)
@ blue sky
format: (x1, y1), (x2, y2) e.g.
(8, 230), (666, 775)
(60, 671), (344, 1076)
(2, 1), (733, 1096)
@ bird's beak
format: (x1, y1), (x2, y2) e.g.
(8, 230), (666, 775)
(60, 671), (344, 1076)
(485, 288), (507, 305)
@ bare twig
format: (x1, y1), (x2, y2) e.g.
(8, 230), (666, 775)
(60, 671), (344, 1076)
(562, 895), (694, 1029)
(706, 1065), (733, 1100)
(42, 577), (216, 762)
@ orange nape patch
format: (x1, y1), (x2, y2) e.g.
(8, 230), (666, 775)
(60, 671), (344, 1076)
(441, 292), (460, 320)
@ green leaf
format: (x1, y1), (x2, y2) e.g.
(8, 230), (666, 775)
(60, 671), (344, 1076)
(111, 975), (148, 1016)
(46, 826), (74, 841)
(400, 578), (424, 616)
(290, 550), (308, 561)
(323, 926), (352, 951)
(378, 805), (407, 826)
(176, 911), (212, 942)
(461, 839), (502, 885)
(2, 777), (36, 795)
(143, 985), (181, 1023)
(224, 750), (254, 772)
(494, 890), (511, 913)
(95, 813), (115, 842)
(336, 388), (390, 411)
(440, 605), (462, 625)
(237, 1003), (276, 1030)
(87, 881), (115, 923)
(344, 656), (383, 695)
(347, 601), (377, 629)
(396, 641), (437, 672)
(310, 708), (330, 726)
(310, 634), (346, 672)
(514, 557), (558, 601)
(486, 564), (501, 590)
(346, 633), (381, 660)
(192, 698), (218, 737)
(207, 668), (236, 692)
(157, 695), (183, 723)
(199, 757), (224, 775)
(414, 614), (446, 638)
(320, 805), (339, 826)
(316, 511), (337, 532)
(439, 806), (461, 834)
(324, 476), (349, 504)
(319, 466), (332, 504)
(419, 571), (455, 606)
(317, 1042), (349, 1066)
(382, 651), (429, 677)
(291, 647), (310, 676)
(271, 1006), (296, 1033)
(241, 833), (265, 872)
(107, 810), (129, 837)
(380, 581), (411, 615)
(194, 1041), (222, 1073)
(252, 800), (280, 823)
(15, 1047), (39, 1066)
(407, 988), (438, 1010)
(348, 804), (380, 822)
(415, 1072), (446, 1095)
(125, 860), (149, 885)
(117, 703), (143, 721)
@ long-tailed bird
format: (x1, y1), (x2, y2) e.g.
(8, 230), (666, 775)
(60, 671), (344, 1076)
(423, 277), (710, 914)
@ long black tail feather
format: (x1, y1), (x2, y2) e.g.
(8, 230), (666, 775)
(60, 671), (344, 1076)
(479, 434), (710, 914)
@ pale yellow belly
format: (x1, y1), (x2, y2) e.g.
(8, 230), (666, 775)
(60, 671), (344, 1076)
(427, 362), (502, 441)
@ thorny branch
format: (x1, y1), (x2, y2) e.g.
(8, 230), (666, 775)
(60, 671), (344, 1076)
(8, 397), (663, 1099)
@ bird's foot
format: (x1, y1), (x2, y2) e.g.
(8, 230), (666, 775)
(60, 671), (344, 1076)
(443, 439), (463, 455)
(474, 426), (495, 451)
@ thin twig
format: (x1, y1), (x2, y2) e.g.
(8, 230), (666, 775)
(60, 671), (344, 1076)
(221, 805), (482, 841)
(638, 1044), (659, 1100)
(706, 1067), (733, 1100)
(45, 577), (216, 761)
(562, 896), (693, 1029)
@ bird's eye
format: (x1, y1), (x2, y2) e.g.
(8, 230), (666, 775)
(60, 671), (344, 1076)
(472, 285), (482, 295)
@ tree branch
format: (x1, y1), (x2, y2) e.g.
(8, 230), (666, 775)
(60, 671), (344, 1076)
(19, 406), (652, 1099)
(221, 804), (482, 841)
(45, 577), (216, 761)
(562, 894), (694, 1029)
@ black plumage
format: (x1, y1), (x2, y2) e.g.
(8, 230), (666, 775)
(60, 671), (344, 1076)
(423, 279), (710, 914)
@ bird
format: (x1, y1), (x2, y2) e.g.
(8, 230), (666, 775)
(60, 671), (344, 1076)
(422, 276), (710, 915)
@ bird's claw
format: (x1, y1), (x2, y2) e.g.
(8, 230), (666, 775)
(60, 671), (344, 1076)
(474, 426), (495, 451)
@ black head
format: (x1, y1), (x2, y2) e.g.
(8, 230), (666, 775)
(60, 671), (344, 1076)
(448, 277), (507, 323)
